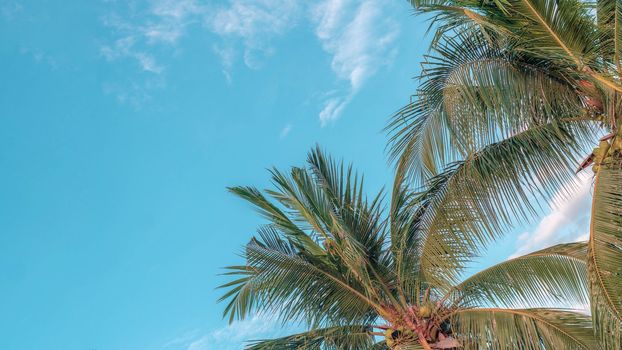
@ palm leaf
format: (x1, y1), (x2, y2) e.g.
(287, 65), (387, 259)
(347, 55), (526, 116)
(598, 0), (622, 74)
(450, 308), (597, 349)
(386, 29), (588, 184)
(227, 186), (325, 257)
(218, 226), (378, 325)
(452, 242), (589, 309)
(588, 166), (622, 348)
(401, 120), (595, 292)
(412, 0), (622, 92)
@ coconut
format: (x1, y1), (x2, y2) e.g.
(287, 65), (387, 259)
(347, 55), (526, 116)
(594, 141), (611, 164)
(324, 239), (337, 253)
(418, 305), (432, 318)
(385, 328), (403, 347)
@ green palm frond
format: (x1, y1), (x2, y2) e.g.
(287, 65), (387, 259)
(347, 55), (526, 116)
(265, 167), (378, 293)
(589, 166), (622, 348)
(245, 325), (376, 350)
(532, 241), (588, 259)
(386, 29), (590, 184)
(218, 226), (377, 325)
(413, 0), (598, 67)
(388, 171), (429, 303)
(413, 0), (622, 92)
(306, 146), (388, 251)
(227, 186), (326, 257)
(597, 0), (622, 73)
(397, 120), (594, 292)
(450, 308), (597, 349)
(496, 0), (597, 65)
(452, 242), (589, 309)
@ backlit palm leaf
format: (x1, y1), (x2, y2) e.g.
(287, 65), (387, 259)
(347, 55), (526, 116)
(589, 166), (622, 348)
(450, 308), (597, 349)
(396, 120), (594, 292)
(396, 0), (622, 344)
(245, 325), (375, 350)
(453, 242), (589, 309)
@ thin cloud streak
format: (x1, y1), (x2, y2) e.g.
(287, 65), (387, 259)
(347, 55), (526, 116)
(279, 123), (293, 138)
(311, 0), (399, 125)
(100, 0), (401, 122)
(205, 0), (300, 70)
(162, 315), (298, 350)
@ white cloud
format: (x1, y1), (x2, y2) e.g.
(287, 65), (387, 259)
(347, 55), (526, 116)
(204, 0), (301, 71)
(509, 173), (593, 258)
(19, 46), (59, 70)
(101, 37), (164, 74)
(279, 123), (293, 138)
(146, 0), (204, 43)
(100, 0), (401, 121)
(102, 76), (165, 109)
(0, 1), (22, 20)
(310, 0), (399, 125)
(163, 315), (298, 350)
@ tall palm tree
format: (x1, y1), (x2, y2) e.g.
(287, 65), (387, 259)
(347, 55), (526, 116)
(219, 147), (594, 349)
(386, 0), (622, 346)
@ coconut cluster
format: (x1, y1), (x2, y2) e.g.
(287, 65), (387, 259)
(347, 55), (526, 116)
(593, 132), (622, 173)
(380, 301), (459, 349)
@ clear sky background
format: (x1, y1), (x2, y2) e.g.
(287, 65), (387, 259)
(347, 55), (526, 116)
(0, 1), (594, 349)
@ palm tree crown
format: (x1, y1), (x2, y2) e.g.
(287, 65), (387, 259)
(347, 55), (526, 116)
(387, 0), (622, 346)
(219, 147), (594, 349)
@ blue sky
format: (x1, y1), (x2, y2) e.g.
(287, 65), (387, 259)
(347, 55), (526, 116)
(0, 1), (593, 349)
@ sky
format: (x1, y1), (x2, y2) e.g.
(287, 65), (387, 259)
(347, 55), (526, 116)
(0, 1), (594, 349)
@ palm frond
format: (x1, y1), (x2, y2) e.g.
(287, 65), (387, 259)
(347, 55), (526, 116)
(227, 186), (325, 257)
(588, 166), (622, 348)
(450, 308), (597, 349)
(597, 0), (622, 74)
(452, 242), (589, 309)
(386, 29), (588, 184)
(412, 0), (622, 92)
(245, 325), (375, 350)
(401, 120), (595, 292)
(218, 226), (378, 325)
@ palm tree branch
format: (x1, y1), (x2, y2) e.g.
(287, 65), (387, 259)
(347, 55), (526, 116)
(588, 166), (622, 348)
(411, 120), (595, 290)
(448, 242), (589, 309)
(244, 325), (376, 350)
(447, 308), (596, 349)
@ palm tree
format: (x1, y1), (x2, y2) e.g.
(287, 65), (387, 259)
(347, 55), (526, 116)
(386, 0), (622, 346)
(219, 147), (594, 349)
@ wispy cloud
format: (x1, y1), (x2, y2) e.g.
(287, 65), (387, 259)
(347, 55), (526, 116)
(0, 0), (22, 20)
(205, 0), (301, 71)
(101, 37), (164, 74)
(149, 0), (203, 44)
(99, 1), (204, 106)
(19, 46), (59, 70)
(163, 315), (298, 350)
(310, 0), (399, 125)
(100, 0), (400, 121)
(279, 123), (293, 138)
(509, 174), (593, 258)
(100, 0), (204, 74)
(102, 76), (165, 109)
